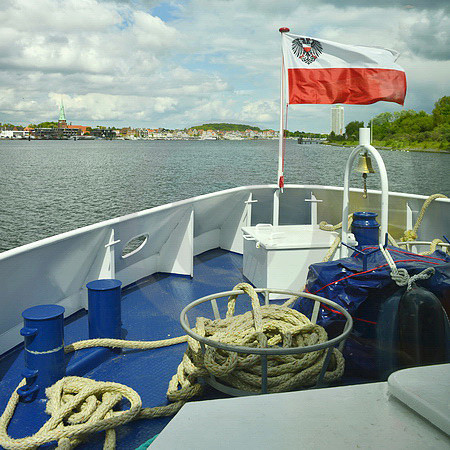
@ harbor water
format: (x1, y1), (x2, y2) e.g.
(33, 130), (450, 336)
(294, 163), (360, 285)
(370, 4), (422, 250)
(1, 139), (449, 253)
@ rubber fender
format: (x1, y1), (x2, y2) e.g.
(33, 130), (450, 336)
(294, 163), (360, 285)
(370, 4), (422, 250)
(397, 286), (450, 370)
(376, 288), (403, 381)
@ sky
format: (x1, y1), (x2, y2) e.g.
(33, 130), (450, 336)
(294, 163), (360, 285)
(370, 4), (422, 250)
(0, 0), (448, 133)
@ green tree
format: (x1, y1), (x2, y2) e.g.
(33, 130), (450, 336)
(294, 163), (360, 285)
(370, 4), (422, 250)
(37, 121), (58, 128)
(345, 121), (364, 140)
(192, 123), (261, 132)
(432, 96), (450, 126)
(327, 131), (345, 142)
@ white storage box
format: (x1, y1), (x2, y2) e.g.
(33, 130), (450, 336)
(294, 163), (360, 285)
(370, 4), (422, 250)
(242, 224), (339, 297)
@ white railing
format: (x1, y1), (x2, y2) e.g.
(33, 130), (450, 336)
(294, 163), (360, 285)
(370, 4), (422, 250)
(0, 184), (449, 355)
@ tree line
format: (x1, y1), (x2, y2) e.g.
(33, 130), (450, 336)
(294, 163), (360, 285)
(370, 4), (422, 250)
(328, 96), (449, 151)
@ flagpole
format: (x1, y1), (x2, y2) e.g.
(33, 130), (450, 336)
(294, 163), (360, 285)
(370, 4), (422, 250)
(274, 27), (290, 226)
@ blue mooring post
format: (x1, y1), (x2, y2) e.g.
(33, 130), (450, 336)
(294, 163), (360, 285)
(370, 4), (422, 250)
(18, 305), (65, 400)
(351, 212), (380, 248)
(86, 279), (122, 339)
(66, 279), (123, 378)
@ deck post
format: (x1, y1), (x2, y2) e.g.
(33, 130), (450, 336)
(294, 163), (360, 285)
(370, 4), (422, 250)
(18, 304), (65, 399)
(87, 279), (122, 339)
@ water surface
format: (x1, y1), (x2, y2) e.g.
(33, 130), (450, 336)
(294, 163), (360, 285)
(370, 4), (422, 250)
(0, 139), (448, 252)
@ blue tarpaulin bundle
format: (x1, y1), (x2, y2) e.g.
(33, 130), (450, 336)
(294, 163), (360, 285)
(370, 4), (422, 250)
(294, 246), (450, 327)
(293, 246), (450, 379)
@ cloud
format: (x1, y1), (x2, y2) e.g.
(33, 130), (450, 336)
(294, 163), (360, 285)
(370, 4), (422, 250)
(400, 11), (449, 60)
(318, 0), (448, 10)
(0, 0), (230, 127)
(240, 100), (278, 123)
(0, 0), (448, 131)
(0, 0), (178, 75)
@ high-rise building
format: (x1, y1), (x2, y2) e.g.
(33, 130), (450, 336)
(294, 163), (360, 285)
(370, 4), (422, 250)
(331, 105), (344, 135)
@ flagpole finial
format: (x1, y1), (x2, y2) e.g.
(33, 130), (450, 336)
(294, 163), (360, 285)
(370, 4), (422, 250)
(279, 27), (290, 33)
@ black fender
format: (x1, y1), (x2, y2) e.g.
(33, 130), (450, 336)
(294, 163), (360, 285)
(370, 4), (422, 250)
(398, 286), (449, 368)
(376, 286), (450, 380)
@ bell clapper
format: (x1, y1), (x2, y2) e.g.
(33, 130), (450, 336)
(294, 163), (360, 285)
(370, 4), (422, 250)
(362, 173), (368, 199)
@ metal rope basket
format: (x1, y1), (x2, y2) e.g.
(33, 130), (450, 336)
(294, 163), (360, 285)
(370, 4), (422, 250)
(180, 288), (353, 396)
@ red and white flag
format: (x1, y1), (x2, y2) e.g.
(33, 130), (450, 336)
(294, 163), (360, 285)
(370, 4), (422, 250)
(282, 33), (407, 105)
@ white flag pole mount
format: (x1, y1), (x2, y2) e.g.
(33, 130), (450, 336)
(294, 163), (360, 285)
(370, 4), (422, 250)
(273, 26), (289, 226)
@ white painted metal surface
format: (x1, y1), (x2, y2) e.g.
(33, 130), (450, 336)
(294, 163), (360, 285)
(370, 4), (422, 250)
(341, 128), (390, 257)
(152, 374), (450, 449)
(242, 224), (338, 296)
(242, 224), (338, 250)
(388, 364), (450, 435)
(1, 184), (449, 355)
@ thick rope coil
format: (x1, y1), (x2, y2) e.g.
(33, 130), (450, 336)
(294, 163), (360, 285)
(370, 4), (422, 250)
(171, 283), (345, 396)
(401, 193), (448, 242)
(0, 283), (344, 450)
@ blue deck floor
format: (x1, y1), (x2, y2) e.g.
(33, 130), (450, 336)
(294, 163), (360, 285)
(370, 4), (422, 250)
(0, 249), (249, 449)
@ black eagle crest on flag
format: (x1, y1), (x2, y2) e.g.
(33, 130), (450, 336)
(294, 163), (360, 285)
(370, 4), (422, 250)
(292, 38), (323, 64)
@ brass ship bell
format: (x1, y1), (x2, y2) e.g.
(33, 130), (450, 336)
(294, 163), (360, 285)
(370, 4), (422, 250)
(356, 152), (375, 199)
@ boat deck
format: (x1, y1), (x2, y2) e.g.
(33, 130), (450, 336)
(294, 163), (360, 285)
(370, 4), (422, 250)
(0, 247), (376, 449)
(0, 249), (251, 449)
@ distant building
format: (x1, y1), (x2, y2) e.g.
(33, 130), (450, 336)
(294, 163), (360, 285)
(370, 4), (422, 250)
(33, 100), (87, 139)
(331, 105), (344, 135)
(0, 129), (30, 139)
(58, 100), (68, 129)
(68, 124), (88, 135)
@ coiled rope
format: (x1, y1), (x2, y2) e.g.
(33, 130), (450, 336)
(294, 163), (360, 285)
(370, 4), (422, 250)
(0, 283), (344, 450)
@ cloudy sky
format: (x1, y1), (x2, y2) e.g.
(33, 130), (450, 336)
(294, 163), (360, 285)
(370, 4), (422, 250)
(0, 0), (448, 132)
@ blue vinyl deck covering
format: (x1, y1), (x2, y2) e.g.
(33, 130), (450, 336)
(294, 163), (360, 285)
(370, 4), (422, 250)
(0, 249), (248, 449)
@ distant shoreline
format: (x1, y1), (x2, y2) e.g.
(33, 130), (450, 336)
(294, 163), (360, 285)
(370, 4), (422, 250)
(323, 142), (450, 154)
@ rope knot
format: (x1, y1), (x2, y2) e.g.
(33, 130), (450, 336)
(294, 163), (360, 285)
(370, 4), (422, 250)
(401, 229), (417, 242)
(390, 267), (410, 286)
(391, 267), (435, 292)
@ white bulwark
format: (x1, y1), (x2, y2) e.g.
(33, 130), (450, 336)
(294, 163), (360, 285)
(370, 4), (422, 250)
(331, 105), (344, 135)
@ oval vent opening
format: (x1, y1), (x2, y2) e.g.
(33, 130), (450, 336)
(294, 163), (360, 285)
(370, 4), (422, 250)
(122, 234), (148, 259)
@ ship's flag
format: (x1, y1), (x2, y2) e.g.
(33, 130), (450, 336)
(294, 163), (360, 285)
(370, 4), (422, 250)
(282, 33), (407, 105)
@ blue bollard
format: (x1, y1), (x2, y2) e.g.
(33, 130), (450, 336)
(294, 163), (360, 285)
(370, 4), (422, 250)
(352, 211), (380, 248)
(66, 279), (123, 378)
(18, 304), (65, 400)
(86, 279), (122, 339)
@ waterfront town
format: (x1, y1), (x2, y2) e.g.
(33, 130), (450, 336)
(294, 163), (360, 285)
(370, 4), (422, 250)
(0, 125), (280, 141)
(0, 100), (340, 141)
(0, 101), (281, 141)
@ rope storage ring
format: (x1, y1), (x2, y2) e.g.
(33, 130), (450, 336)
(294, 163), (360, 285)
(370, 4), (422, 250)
(179, 283), (352, 396)
(0, 283), (352, 450)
